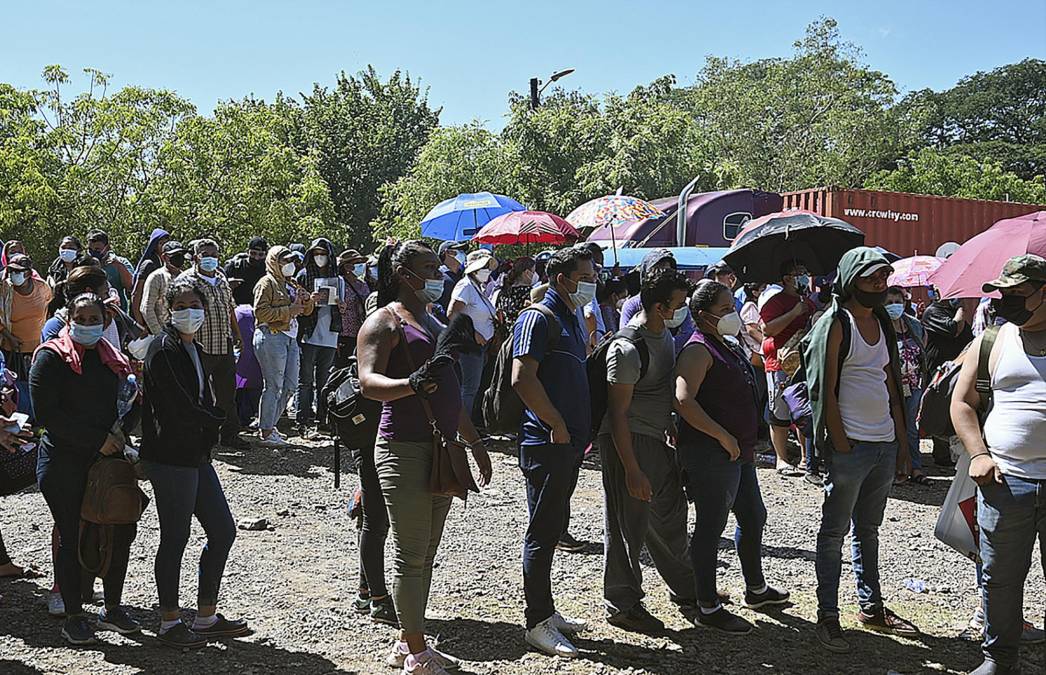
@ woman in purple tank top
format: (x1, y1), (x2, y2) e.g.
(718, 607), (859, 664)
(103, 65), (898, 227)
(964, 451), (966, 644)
(674, 280), (790, 634)
(357, 240), (492, 674)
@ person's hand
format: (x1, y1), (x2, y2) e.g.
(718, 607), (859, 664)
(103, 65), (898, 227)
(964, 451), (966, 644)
(718, 432), (741, 461)
(99, 433), (124, 456)
(625, 466), (653, 502)
(0, 426), (32, 453)
(895, 449), (912, 479)
(288, 299), (305, 317)
(969, 454), (1002, 486)
(408, 354), (454, 397)
(833, 437), (853, 454)
(550, 420), (571, 445)
(227, 278), (243, 290)
(310, 292), (324, 304)
(471, 444), (493, 487)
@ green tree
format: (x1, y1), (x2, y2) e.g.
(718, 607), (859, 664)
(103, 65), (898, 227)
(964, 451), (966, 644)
(864, 147), (1046, 202)
(295, 67), (439, 249)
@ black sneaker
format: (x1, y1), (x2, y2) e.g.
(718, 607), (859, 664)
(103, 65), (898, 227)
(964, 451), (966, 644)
(61, 614), (97, 645)
(556, 532), (585, 553)
(353, 593), (371, 614)
(369, 596), (398, 627)
(693, 606), (753, 635)
(744, 586), (790, 609)
(97, 606), (141, 634)
(815, 616), (850, 653)
(157, 622), (208, 649)
(192, 613), (251, 638)
(607, 604), (665, 634)
(804, 471), (824, 487)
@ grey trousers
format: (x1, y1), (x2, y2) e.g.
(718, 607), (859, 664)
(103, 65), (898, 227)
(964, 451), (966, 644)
(375, 437), (453, 634)
(600, 432), (696, 616)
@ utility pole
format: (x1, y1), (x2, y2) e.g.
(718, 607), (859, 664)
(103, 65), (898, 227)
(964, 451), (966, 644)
(529, 78), (540, 110)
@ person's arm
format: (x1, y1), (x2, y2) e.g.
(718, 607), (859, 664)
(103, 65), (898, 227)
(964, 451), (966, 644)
(952, 305), (966, 335)
(253, 279), (295, 326)
(822, 318), (850, 453)
(510, 310), (569, 444)
(950, 335), (1001, 485)
(885, 360), (910, 477)
(140, 274), (164, 335)
(584, 310), (598, 351)
(357, 310), (421, 402)
(116, 258), (134, 295)
(28, 349), (64, 431)
(619, 297), (637, 327)
(130, 268), (149, 325)
(762, 300), (806, 337)
(673, 344), (741, 460)
(456, 408), (492, 486)
(606, 342), (650, 500)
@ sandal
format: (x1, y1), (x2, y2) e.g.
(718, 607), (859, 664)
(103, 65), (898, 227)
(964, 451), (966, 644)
(0, 565), (45, 580)
(910, 473), (931, 486)
(776, 465), (804, 477)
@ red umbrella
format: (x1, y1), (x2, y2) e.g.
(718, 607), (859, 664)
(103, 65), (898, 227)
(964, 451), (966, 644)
(927, 211), (1046, 299)
(472, 210), (579, 245)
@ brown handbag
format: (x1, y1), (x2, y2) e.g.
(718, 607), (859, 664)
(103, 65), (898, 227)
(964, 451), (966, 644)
(387, 309), (478, 500)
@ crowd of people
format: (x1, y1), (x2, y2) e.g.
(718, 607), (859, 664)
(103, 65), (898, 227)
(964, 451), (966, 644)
(0, 227), (1043, 675)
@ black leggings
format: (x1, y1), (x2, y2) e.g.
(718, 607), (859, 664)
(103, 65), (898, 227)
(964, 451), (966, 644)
(356, 442), (389, 598)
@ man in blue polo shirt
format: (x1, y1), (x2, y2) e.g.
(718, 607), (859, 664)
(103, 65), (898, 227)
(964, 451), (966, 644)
(512, 245), (596, 659)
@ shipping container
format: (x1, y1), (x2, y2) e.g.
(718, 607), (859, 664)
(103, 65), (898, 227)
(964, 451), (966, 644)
(781, 188), (1046, 257)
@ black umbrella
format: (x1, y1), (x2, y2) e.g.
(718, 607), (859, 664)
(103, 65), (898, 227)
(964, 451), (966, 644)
(723, 211), (865, 283)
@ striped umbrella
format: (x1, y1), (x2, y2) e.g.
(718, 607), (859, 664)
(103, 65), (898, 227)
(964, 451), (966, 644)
(887, 255), (943, 288)
(472, 211), (579, 245)
(566, 195), (664, 233)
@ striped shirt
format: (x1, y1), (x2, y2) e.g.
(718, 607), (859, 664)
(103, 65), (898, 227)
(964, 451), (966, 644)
(178, 268), (234, 355)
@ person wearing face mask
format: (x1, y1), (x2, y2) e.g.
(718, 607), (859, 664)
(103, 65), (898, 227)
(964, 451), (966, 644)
(295, 238), (342, 435)
(2, 254), (53, 419)
(802, 247), (917, 653)
(448, 250), (498, 421)
(436, 241), (468, 319)
(511, 244), (595, 659)
(225, 237), (269, 306)
(253, 246), (317, 446)
(884, 287), (929, 485)
(30, 292), (139, 645)
(140, 241), (188, 336)
(600, 269), (696, 634)
(129, 228), (171, 326)
(335, 249), (371, 368)
(357, 240), (491, 674)
(85, 230), (134, 313)
(619, 249), (695, 355)
(495, 257), (537, 328)
(760, 259), (816, 477)
(179, 239), (248, 450)
(139, 278), (248, 649)
(951, 254), (1046, 675)
(675, 280), (789, 635)
(46, 236), (85, 287)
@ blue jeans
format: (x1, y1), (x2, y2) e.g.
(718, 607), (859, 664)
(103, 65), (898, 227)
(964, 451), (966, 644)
(254, 327), (300, 431)
(902, 388), (924, 471)
(977, 474), (1045, 667)
(815, 441), (897, 619)
(297, 343), (335, 424)
(144, 460), (236, 612)
(457, 347), (485, 421)
(679, 441), (767, 604)
(519, 443), (583, 629)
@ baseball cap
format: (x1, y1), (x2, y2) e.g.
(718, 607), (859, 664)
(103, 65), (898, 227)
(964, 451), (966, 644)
(162, 241), (187, 256)
(437, 240), (468, 257)
(982, 254), (1046, 293)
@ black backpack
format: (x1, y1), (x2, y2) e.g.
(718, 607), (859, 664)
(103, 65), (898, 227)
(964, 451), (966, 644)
(324, 357), (382, 451)
(917, 326), (999, 438)
(482, 304), (560, 435)
(586, 327), (649, 437)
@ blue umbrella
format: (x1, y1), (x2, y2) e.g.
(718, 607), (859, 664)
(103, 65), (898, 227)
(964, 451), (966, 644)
(419, 192), (525, 241)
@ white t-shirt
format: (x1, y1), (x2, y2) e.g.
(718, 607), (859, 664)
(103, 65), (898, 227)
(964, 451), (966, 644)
(450, 278), (496, 341)
(739, 300), (762, 355)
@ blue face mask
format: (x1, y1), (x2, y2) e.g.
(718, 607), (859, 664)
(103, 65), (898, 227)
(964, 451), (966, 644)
(885, 303), (905, 320)
(353, 263), (367, 278)
(70, 322), (104, 346)
(199, 256), (219, 273)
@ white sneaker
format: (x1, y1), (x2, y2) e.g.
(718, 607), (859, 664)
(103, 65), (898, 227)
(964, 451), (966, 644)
(386, 643), (460, 671)
(259, 431), (289, 447)
(402, 650), (450, 675)
(47, 592), (65, 617)
(552, 611), (587, 635)
(525, 617), (579, 658)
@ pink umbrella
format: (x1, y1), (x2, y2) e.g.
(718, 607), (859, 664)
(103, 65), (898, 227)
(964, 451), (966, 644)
(928, 211), (1046, 299)
(472, 210), (579, 246)
(887, 255), (943, 288)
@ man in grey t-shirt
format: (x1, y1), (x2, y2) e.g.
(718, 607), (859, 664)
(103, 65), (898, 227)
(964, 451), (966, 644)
(600, 268), (695, 633)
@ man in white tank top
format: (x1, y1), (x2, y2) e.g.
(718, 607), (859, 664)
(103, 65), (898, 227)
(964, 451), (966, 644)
(952, 254), (1046, 675)
(808, 247), (919, 654)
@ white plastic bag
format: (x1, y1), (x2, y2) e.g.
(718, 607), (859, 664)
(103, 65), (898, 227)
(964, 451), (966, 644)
(934, 451), (980, 562)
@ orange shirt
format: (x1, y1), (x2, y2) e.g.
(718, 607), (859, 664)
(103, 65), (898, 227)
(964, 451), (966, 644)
(10, 280), (52, 352)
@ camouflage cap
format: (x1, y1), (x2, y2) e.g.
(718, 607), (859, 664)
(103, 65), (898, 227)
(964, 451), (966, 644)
(982, 254), (1046, 293)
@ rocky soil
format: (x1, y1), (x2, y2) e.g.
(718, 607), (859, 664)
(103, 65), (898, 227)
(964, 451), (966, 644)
(1, 435), (1042, 675)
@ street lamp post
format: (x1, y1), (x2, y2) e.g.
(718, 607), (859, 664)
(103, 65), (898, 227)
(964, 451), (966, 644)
(529, 68), (575, 109)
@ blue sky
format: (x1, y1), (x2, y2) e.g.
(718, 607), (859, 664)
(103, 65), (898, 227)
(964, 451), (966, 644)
(3, 0), (1044, 128)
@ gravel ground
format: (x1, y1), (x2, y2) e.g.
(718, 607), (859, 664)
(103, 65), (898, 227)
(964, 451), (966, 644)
(1, 435), (1042, 675)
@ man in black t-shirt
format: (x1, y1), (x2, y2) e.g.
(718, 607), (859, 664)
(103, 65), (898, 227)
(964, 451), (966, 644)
(224, 237), (269, 306)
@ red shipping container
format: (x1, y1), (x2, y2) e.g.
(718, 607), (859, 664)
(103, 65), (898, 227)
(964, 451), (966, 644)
(781, 188), (1046, 258)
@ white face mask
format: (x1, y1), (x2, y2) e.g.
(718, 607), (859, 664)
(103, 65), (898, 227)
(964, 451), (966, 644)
(710, 310), (742, 337)
(665, 306), (688, 329)
(171, 307), (206, 334)
(313, 255), (328, 268)
(281, 262), (297, 277)
(474, 268), (491, 284)
(568, 279), (597, 308)
(59, 249), (78, 263)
